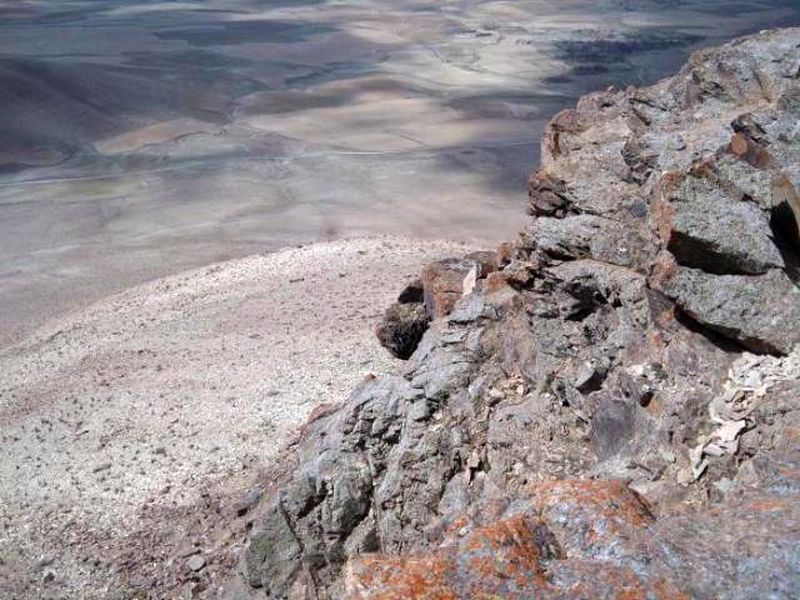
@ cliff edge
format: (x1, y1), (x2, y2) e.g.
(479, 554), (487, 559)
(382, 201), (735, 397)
(241, 28), (800, 599)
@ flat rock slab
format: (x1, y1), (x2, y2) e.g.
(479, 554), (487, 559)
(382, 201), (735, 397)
(653, 260), (800, 354)
(654, 174), (784, 275)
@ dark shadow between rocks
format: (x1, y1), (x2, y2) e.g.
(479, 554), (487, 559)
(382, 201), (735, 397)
(770, 203), (800, 284)
(674, 308), (766, 356)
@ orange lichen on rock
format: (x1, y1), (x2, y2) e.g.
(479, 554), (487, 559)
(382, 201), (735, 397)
(454, 516), (558, 591)
(345, 555), (457, 600)
(346, 481), (668, 598)
(531, 479), (654, 527)
(551, 560), (689, 600)
(346, 516), (559, 599)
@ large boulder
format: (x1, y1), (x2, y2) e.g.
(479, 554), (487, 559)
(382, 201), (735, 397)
(651, 172), (784, 275)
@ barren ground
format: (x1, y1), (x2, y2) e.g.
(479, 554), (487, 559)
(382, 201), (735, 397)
(0, 237), (472, 599)
(3, 0), (798, 346)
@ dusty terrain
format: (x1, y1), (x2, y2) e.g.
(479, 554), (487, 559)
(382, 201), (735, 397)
(1, 3), (800, 599)
(2, 0), (799, 346)
(0, 236), (472, 599)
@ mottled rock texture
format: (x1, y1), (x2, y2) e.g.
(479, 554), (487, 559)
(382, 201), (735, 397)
(375, 300), (429, 360)
(242, 28), (800, 599)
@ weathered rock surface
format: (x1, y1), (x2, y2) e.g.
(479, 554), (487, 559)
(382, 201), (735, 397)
(652, 257), (800, 354)
(375, 301), (429, 360)
(241, 28), (800, 599)
(653, 173), (784, 275)
(420, 254), (498, 320)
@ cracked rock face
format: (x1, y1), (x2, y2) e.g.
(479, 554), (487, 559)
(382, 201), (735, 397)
(241, 28), (800, 599)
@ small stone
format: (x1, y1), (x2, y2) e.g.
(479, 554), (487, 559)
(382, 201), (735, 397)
(574, 361), (606, 394)
(187, 555), (205, 572)
(488, 388), (505, 400)
(659, 449), (677, 464)
(37, 555), (54, 569)
(467, 450), (481, 470)
(409, 399), (432, 422)
(461, 265), (479, 297)
(713, 478), (735, 495)
(730, 133), (749, 156)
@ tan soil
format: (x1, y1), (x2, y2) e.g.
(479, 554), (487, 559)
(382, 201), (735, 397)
(0, 236), (474, 599)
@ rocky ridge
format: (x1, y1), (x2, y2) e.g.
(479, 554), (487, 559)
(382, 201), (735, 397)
(241, 28), (800, 598)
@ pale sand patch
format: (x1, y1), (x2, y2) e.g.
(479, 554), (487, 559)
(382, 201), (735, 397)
(0, 236), (473, 598)
(94, 118), (220, 156)
(241, 92), (537, 152)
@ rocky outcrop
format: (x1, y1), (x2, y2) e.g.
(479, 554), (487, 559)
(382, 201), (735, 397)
(376, 252), (501, 359)
(241, 28), (800, 598)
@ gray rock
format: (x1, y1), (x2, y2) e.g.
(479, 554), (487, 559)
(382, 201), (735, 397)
(653, 263), (800, 354)
(37, 555), (54, 569)
(232, 487), (263, 517)
(574, 360), (606, 394)
(532, 214), (650, 270)
(187, 555), (205, 572)
(528, 172), (573, 217)
(589, 391), (638, 459)
(240, 501), (302, 592)
(654, 174), (784, 274)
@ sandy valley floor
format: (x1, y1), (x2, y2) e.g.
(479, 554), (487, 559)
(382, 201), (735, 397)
(3, 0), (798, 346)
